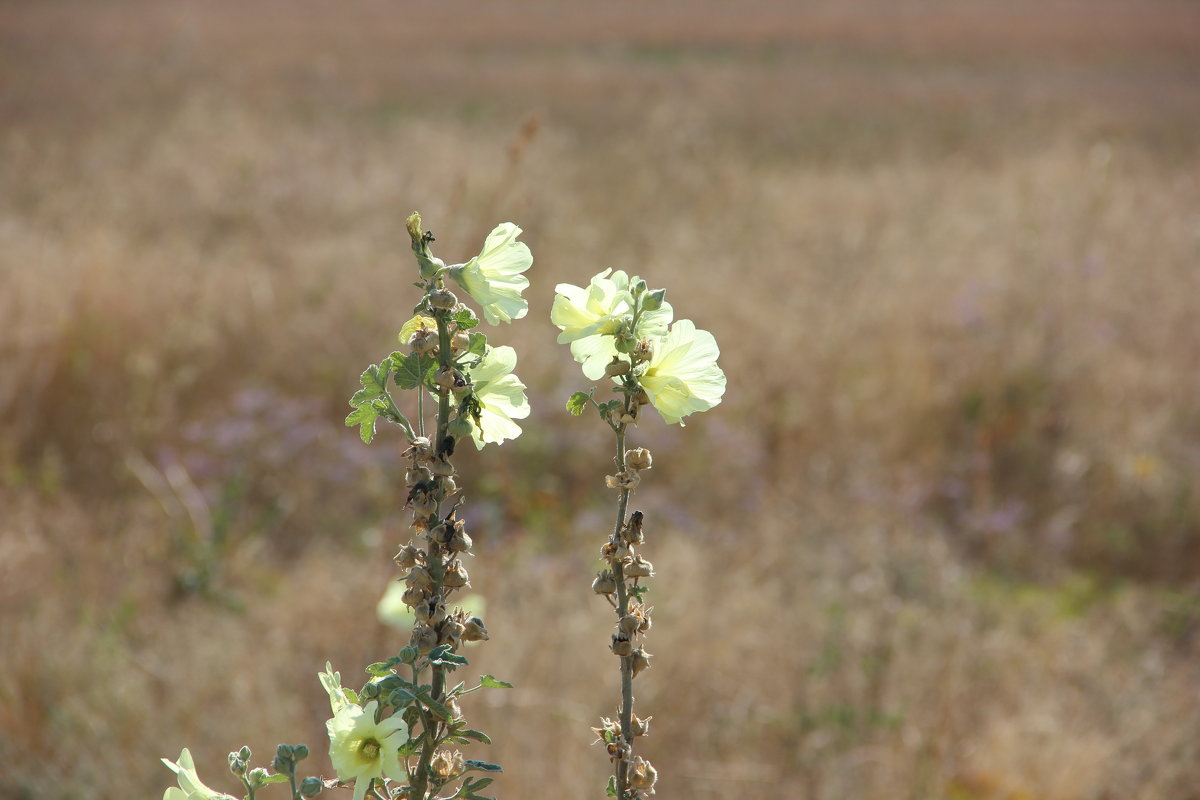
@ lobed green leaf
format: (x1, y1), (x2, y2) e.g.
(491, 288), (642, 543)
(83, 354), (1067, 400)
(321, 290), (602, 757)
(566, 391), (592, 417)
(479, 675), (514, 689)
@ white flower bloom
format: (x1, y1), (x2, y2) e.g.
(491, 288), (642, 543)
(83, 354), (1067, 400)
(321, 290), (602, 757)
(162, 748), (236, 800)
(463, 345), (530, 449)
(327, 700), (409, 800)
(639, 320), (725, 425)
(551, 269), (673, 380)
(447, 223), (532, 325)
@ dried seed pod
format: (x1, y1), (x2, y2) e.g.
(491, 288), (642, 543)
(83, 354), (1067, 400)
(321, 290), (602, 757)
(611, 632), (633, 657)
(629, 756), (658, 792)
(621, 511), (645, 545)
(394, 544), (422, 570)
(625, 554), (654, 579)
(606, 741), (630, 763)
(631, 647), (653, 677)
(443, 561), (470, 589)
(411, 625), (438, 654)
(592, 571), (618, 595)
(591, 716), (621, 744)
(438, 617), (465, 648)
(449, 526), (473, 553)
(632, 338), (655, 363)
(604, 357), (630, 377)
(433, 367), (464, 392)
(403, 437), (435, 465)
(401, 586), (426, 608)
(635, 389), (650, 406)
(428, 288), (458, 310)
(406, 467), (433, 487)
(429, 456), (456, 477)
(618, 614), (641, 636)
(631, 714), (652, 737)
(408, 328), (438, 355)
(450, 331), (471, 353)
(414, 596), (447, 625)
(605, 471), (640, 491)
(463, 616), (489, 642)
(625, 448), (652, 471)
(403, 566), (435, 591)
(430, 750), (464, 779)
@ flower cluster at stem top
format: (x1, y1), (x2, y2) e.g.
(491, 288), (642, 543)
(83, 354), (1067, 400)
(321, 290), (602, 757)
(553, 269), (725, 425)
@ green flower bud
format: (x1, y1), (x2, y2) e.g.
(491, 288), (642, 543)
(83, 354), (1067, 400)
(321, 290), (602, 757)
(631, 279), (647, 296)
(641, 288), (666, 311)
(228, 753), (247, 776)
(238, 746), (252, 761)
(300, 776), (324, 798)
(362, 681), (380, 699)
(249, 767), (271, 788)
(447, 416), (474, 439)
(398, 645), (418, 664)
(292, 744), (310, 762)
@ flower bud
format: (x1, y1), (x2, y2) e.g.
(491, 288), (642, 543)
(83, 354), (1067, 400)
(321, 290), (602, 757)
(300, 776), (324, 798)
(228, 753), (247, 776)
(411, 625), (438, 653)
(249, 767), (271, 788)
(625, 448), (652, 471)
(611, 632), (633, 657)
(428, 288), (457, 310)
(641, 288), (666, 311)
(631, 279), (647, 296)
(631, 647), (653, 677)
(463, 616), (489, 642)
(361, 681), (380, 699)
(447, 416), (474, 439)
(238, 746), (252, 761)
(592, 570), (618, 595)
(604, 357), (630, 377)
(625, 554), (654, 578)
(629, 756), (658, 791)
(292, 744), (309, 761)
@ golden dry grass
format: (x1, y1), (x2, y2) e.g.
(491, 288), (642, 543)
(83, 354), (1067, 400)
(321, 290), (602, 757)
(2, 1), (1199, 798)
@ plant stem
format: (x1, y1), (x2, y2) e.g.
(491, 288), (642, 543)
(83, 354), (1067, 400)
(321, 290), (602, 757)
(610, 404), (636, 799)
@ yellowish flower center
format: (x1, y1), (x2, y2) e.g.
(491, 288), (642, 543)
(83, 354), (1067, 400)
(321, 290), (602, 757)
(360, 739), (381, 761)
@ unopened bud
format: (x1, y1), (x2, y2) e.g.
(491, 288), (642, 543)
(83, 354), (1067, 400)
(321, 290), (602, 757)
(447, 416), (474, 439)
(292, 744), (309, 762)
(592, 571), (618, 595)
(250, 767), (271, 788)
(428, 288), (457, 310)
(238, 746), (252, 761)
(300, 776), (324, 798)
(228, 753), (247, 776)
(641, 288), (666, 311)
(625, 448), (652, 471)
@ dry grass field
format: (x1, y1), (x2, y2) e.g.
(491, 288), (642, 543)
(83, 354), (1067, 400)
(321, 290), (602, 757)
(2, 1), (1200, 798)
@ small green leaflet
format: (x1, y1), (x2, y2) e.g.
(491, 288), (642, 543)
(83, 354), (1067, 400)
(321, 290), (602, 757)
(452, 307), (480, 330)
(346, 362), (390, 444)
(566, 390), (593, 416)
(391, 351), (436, 390)
(464, 760), (503, 773)
(606, 776), (618, 797)
(479, 674), (514, 689)
(467, 331), (488, 356)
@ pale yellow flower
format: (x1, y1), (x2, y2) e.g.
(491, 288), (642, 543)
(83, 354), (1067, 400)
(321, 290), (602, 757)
(551, 269), (673, 380)
(462, 345), (530, 449)
(327, 700), (409, 800)
(162, 748), (236, 800)
(639, 320), (725, 425)
(447, 223), (532, 325)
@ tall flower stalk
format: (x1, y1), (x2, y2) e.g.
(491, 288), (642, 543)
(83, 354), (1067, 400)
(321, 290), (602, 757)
(556, 273), (725, 799)
(161, 213), (531, 800)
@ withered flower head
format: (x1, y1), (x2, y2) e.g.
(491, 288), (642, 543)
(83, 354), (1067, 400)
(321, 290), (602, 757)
(443, 560), (470, 589)
(463, 616), (489, 642)
(394, 544), (422, 570)
(628, 756), (658, 792)
(631, 647), (653, 677)
(430, 750), (464, 780)
(625, 448), (652, 471)
(592, 570), (618, 595)
(611, 632), (633, 657)
(605, 471), (641, 491)
(414, 595), (447, 625)
(625, 554), (654, 579)
(411, 625), (438, 654)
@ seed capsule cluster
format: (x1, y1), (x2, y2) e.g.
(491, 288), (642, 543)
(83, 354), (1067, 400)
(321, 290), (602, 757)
(592, 451), (658, 797)
(397, 437), (488, 657)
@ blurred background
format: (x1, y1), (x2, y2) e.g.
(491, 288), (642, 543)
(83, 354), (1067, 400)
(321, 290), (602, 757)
(2, 1), (1199, 798)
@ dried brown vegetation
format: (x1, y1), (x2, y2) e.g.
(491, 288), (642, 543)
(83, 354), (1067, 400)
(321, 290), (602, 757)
(2, 1), (1199, 798)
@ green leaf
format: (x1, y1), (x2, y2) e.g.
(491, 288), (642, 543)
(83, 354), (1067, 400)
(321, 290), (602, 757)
(431, 651), (469, 668)
(467, 331), (488, 356)
(397, 738), (423, 759)
(606, 776), (618, 797)
(452, 307), (479, 331)
(412, 686), (455, 721)
(566, 391), (592, 417)
(365, 661), (393, 677)
(479, 675), (514, 689)
(345, 404), (379, 444)
(456, 729), (492, 745)
(259, 773), (290, 786)
(597, 400), (622, 420)
(465, 778), (494, 792)
(463, 760), (503, 773)
(391, 351), (436, 390)
(387, 688), (417, 708)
